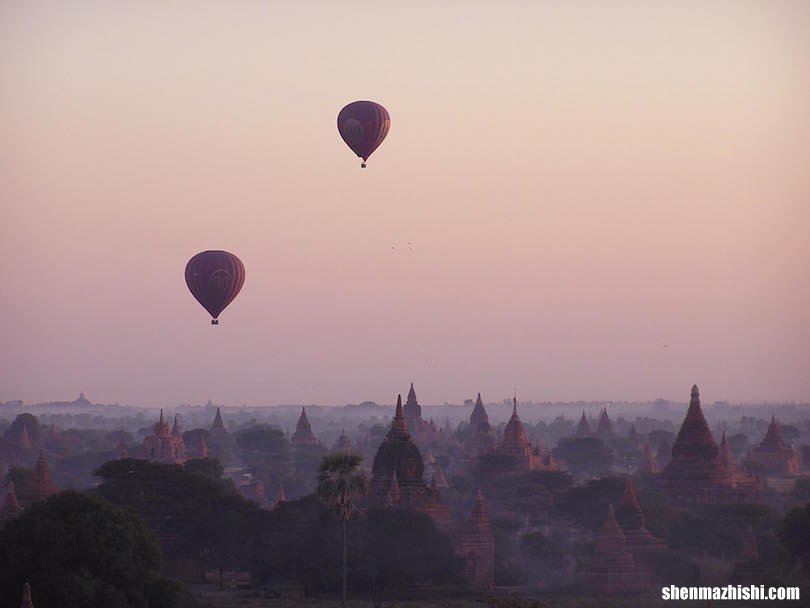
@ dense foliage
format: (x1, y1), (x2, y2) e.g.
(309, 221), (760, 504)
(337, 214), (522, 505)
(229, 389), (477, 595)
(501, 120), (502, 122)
(0, 491), (176, 608)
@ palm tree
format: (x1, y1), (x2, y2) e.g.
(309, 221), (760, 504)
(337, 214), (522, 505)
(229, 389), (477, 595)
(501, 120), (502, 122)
(316, 452), (367, 606)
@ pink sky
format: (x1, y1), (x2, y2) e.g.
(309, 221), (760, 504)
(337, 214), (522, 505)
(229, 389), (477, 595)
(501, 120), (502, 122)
(1, 1), (809, 407)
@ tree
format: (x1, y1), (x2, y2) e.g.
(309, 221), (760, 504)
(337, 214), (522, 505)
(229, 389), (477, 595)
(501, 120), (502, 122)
(779, 503), (810, 574)
(0, 491), (176, 607)
(316, 453), (367, 606)
(94, 458), (260, 580)
(552, 437), (616, 477)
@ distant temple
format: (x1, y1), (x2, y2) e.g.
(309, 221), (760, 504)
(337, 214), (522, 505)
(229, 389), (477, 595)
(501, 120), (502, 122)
(455, 491), (495, 589)
(595, 408), (614, 438)
(142, 410), (187, 464)
(575, 411), (591, 437)
(368, 395), (452, 530)
(464, 393), (496, 456)
(1, 480), (22, 521)
(637, 441), (657, 475)
(402, 383), (442, 443)
(209, 407), (230, 440)
(615, 478), (666, 563)
(495, 396), (556, 472)
(290, 407), (320, 447)
(578, 504), (649, 595)
(661, 385), (758, 503)
(331, 429), (354, 454)
(745, 416), (800, 476)
(31, 450), (58, 502)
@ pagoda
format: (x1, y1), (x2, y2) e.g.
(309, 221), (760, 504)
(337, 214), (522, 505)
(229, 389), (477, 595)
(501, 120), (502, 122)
(402, 383), (442, 442)
(595, 408), (614, 438)
(615, 477), (666, 562)
(718, 430), (736, 473)
(31, 450), (58, 502)
(465, 393), (496, 456)
(637, 441), (657, 475)
(578, 504), (649, 595)
(455, 491), (495, 589)
(142, 410), (187, 464)
(290, 407), (319, 447)
(495, 395), (554, 471)
(209, 406), (230, 440)
(746, 416), (800, 475)
(1, 480), (22, 521)
(331, 429), (354, 454)
(368, 395), (451, 529)
(575, 411), (591, 437)
(660, 385), (733, 502)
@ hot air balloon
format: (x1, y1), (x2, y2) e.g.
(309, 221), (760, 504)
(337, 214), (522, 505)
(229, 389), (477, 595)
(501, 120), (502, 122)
(337, 101), (390, 168)
(185, 251), (245, 325)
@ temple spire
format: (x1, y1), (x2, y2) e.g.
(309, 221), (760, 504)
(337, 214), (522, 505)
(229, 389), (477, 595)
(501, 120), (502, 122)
(387, 395), (411, 440)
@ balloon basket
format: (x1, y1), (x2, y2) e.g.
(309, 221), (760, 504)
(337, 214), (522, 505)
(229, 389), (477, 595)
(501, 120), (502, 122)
(361, 162), (367, 168)
(211, 319), (219, 325)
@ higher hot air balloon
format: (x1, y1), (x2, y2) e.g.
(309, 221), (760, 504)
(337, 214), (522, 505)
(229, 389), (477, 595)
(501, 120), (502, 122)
(185, 251), (245, 325)
(337, 101), (390, 168)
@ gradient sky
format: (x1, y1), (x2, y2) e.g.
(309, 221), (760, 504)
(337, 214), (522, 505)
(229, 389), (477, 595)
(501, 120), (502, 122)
(1, 1), (809, 407)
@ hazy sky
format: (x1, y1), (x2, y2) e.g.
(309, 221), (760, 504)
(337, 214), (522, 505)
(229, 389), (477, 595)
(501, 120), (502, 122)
(1, 1), (809, 407)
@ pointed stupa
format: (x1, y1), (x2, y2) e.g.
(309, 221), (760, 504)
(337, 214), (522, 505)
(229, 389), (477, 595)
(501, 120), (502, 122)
(1, 480), (22, 520)
(20, 425), (31, 450)
(628, 425), (638, 439)
(211, 407), (227, 433)
(594, 504), (633, 558)
(386, 395), (411, 441)
(760, 415), (787, 450)
(171, 415), (181, 437)
(33, 449), (58, 500)
(748, 413), (799, 474)
(616, 477), (666, 559)
(332, 428), (353, 453)
(596, 408), (614, 437)
(116, 441), (128, 460)
(497, 393), (529, 457)
(404, 382), (422, 421)
(469, 393), (490, 430)
(638, 440), (657, 474)
(424, 449), (436, 466)
(457, 490), (495, 589)
(20, 582), (33, 608)
(661, 385), (732, 496)
(291, 407), (318, 445)
(575, 411), (591, 437)
(672, 385), (717, 460)
(154, 409), (170, 436)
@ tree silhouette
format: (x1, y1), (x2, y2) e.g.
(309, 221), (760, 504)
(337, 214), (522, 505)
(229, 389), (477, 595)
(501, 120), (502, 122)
(316, 452), (366, 606)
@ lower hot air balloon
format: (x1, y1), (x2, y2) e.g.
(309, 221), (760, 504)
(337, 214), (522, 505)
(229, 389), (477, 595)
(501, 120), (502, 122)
(337, 101), (390, 168)
(185, 250), (245, 325)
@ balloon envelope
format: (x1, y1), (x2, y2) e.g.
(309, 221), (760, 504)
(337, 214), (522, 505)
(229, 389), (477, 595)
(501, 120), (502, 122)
(337, 101), (390, 164)
(185, 251), (245, 322)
